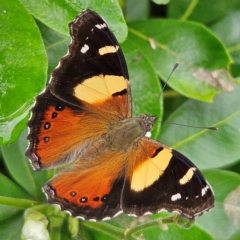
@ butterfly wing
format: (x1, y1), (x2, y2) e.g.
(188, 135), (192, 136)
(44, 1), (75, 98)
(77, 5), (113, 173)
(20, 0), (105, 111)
(43, 136), (214, 220)
(49, 9), (131, 114)
(26, 10), (131, 170)
(43, 150), (126, 220)
(122, 137), (214, 220)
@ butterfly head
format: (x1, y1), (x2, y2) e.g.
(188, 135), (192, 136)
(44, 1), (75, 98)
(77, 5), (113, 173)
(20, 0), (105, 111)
(138, 114), (157, 133)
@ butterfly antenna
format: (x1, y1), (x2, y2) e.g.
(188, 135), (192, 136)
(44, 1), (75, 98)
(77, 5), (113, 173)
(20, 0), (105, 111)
(150, 62), (179, 115)
(151, 62), (218, 131)
(159, 121), (218, 130)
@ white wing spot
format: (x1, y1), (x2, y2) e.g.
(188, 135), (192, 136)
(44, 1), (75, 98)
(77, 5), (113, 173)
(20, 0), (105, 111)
(201, 185), (210, 196)
(171, 193), (181, 201)
(80, 44), (89, 53)
(95, 23), (107, 29)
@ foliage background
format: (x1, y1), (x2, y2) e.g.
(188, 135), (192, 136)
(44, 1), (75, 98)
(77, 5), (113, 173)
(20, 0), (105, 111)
(0, 0), (240, 239)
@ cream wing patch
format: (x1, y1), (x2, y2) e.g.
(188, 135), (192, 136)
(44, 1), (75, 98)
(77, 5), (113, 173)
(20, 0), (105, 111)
(179, 167), (196, 185)
(74, 75), (127, 103)
(131, 148), (172, 192)
(98, 45), (119, 55)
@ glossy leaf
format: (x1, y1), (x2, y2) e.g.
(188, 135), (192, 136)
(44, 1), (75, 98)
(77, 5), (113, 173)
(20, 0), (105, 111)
(0, 212), (23, 240)
(152, 0), (170, 4)
(137, 223), (214, 240)
(37, 20), (71, 78)
(19, 0), (127, 42)
(168, 0), (240, 23)
(198, 170), (240, 240)
(1, 130), (48, 200)
(158, 85), (240, 169)
(122, 38), (162, 137)
(0, 0), (47, 144)
(210, 8), (240, 79)
(125, 0), (150, 21)
(0, 174), (30, 221)
(128, 19), (231, 101)
(210, 9), (240, 64)
(80, 218), (214, 240)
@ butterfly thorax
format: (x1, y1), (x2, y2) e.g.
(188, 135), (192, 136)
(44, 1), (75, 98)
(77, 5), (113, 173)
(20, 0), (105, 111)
(105, 114), (157, 151)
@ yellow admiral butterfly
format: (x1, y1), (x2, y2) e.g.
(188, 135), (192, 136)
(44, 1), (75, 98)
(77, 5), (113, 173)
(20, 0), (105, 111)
(26, 9), (214, 221)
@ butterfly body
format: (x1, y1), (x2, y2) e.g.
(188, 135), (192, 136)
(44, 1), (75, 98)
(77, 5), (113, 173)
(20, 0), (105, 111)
(26, 9), (214, 221)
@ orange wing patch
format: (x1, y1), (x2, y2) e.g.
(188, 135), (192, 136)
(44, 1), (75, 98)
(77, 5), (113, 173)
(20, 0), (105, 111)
(51, 169), (113, 208)
(45, 150), (126, 218)
(34, 106), (81, 167)
(27, 103), (114, 170)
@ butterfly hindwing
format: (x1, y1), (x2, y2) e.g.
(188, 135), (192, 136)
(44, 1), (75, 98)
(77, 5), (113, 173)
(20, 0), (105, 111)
(43, 150), (126, 220)
(122, 137), (214, 220)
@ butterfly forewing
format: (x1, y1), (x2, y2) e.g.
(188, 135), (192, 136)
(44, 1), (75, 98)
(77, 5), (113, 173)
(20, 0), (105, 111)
(49, 10), (131, 116)
(26, 10), (131, 170)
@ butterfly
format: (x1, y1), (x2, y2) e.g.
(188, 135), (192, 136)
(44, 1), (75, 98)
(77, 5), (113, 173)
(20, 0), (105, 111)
(26, 9), (214, 221)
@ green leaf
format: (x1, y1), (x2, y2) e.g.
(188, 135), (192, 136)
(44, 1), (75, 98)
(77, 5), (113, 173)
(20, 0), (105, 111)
(231, 63), (240, 79)
(19, 0), (127, 42)
(168, 0), (240, 23)
(48, 215), (67, 240)
(0, 174), (29, 198)
(158, 85), (240, 169)
(135, 223), (214, 240)
(0, 0), (47, 145)
(0, 174), (30, 221)
(37, 20), (71, 78)
(80, 215), (214, 240)
(122, 38), (162, 138)
(210, 10), (240, 65)
(128, 19), (231, 101)
(1, 130), (48, 199)
(210, 8), (240, 82)
(125, 0), (150, 21)
(198, 170), (240, 240)
(152, 0), (170, 4)
(0, 212), (23, 240)
(231, 231), (240, 240)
